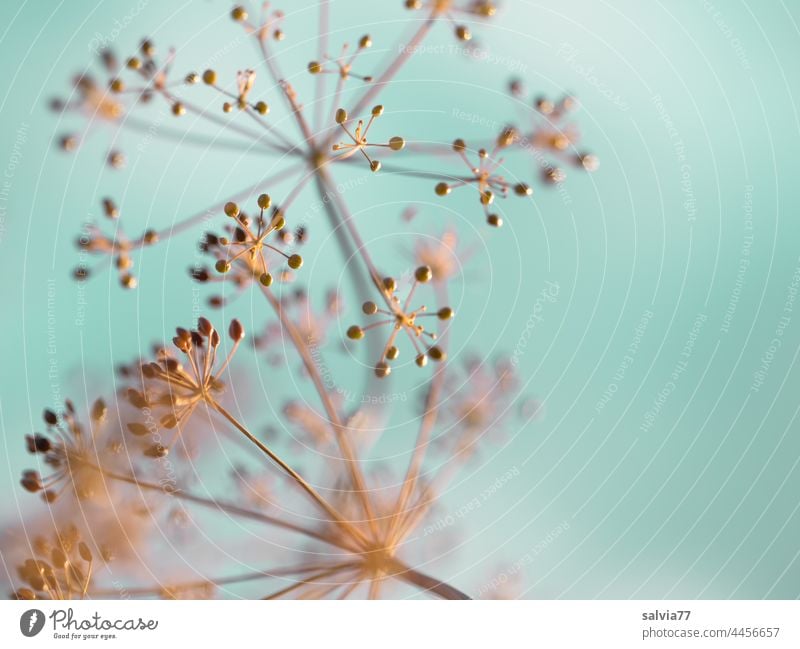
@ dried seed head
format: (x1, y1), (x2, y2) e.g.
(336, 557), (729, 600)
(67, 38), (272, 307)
(487, 214), (503, 227)
(455, 25), (471, 41)
(43, 410), (58, 426)
(370, 160), (381, 172)
(435, 182), (451, 196)
(259, 272), (273, 286)
(347, 325), (364, 340)
(335, 108), (348, 124)
(437, 307), (454, 320)
(215, 260), (231, 273)
(383, 277), (397, 293)
(197, 317), (214, 337)
(185, 72), (199, 84)
(359, 35), (372, 48)
(386, 346), (399, 360)
(389, 136), (405, 151)
(91, 398), (107, 422)
(428, 345), (446, 362)
(172, 102), (185, 116)
(144, 443), (168, 458)
(287, 254), (303, 270)
(362, 301), (378, 315)
(229, 319), (245, 341)
(308, 61), (322, 74)
(371, 105), (384, 117)
(255, 101), (269, 115)
(375, 362), (391, 378)
(231, 6), (248, 21)
(224, 201), (240, 218)
(203, 69), (217, 85)
(415, 353), (428, 368)
(415, 266), (433, 283)
(514, 183), (532, 196)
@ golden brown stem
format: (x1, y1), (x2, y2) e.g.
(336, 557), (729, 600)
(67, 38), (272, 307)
(210, 400), (370, 548)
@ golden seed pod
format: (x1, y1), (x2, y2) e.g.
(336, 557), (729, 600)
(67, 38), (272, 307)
(229, 318), (245, 341)
(274, 29), (285, 41)
(347, 325), (364, 340)
(255, 101), (269, 115)
(144, 444), (169, 459)
(371, 104), (384, 116)
(480, 190), (494, 205)
(536, 97), (554, 114)
(435, 182), (451, 196)
(185, 72), (199, 84)
(102, 198), (118, 218)
(386, 346), (399, 360)
(375, 362), (391, 378)
(487, 214), (503, 227)
(259, 272), (273, 286)
(389, 136), (405, 151)
(143, 229), (158, 244)
(308, 61), (322, 74)
(383, 277), (397, 292)
(514, 183), (532, 196)
(370, 160), (382, 172)
(415, 353), (428, 367)
(428, 345), (446, 362)
(141, 39), (154, 56)
(580, 153), (599, 171)
(359, 35), (372, 49)
(287, 254), (303, 270)
(215, 260), (231, 273)
(498, 127), (517, 148)
(197, 316), (214, 336)
(231, 6), (248, 21)
(257, 193), (271, 210)
(172, 102), (185, 116)
(455, 25), (471, 41)
(438, 307), (454, 320)
(362, 301), (378, 315)
(202, 69), (217, 85)
(91, 397), (107, 422)
(453, 138), (466, 152)
(405, 0), (422, 9)
(223, 102), (233, 113)
(126, 56), (142, 70)
(335, 108), (348, 124)
(120, 274), (137, 289)
(110, 78), (124, 93)
(415, 265), (433, 283)
(272, 214), (286, 230)
(224, 201), (240, 218)
(116, 255), (132, 270)
(78, 542), (93, 563)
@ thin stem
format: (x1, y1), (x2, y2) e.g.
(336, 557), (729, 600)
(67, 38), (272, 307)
(391, 560), (471, 600)
(210, 400), (370, 549)
(97, 465), (354, 552)
(259, 284), (380, 537)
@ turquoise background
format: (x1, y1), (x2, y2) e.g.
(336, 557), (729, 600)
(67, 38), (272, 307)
(1, 0), (799, 598)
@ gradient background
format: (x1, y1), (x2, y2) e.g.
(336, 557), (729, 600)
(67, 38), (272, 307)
(0, 0), (799, 599)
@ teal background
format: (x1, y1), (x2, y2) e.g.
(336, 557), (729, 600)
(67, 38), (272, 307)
(1, 0), (799, 598)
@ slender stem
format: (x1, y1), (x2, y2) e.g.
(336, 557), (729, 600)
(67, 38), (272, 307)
(389, 284), (450, 543)
(97, 465), (354, 552)
(210, 400), (370, 548)
(390, 560), (471, 600)
(259, 285), (380, 536)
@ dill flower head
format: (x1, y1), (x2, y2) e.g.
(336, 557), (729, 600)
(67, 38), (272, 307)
(124, 317), (245, 458)
(13, 524), (96, 600)
(21, 399), (114, 502)
(347, 266), (454, 377)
